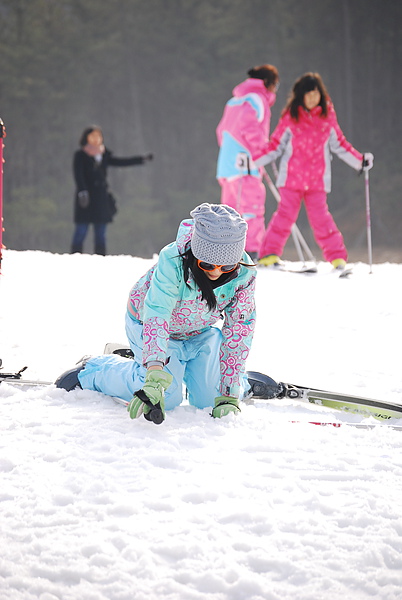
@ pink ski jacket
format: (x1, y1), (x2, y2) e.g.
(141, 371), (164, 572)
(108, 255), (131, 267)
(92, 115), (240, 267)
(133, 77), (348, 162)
(216, 78), (276, 180)
(255, 103), (363, 192)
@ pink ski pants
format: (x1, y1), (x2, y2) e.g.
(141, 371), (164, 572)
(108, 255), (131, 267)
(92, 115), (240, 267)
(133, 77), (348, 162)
(259, 188), (348, 262)
(218, 175), (266, 254)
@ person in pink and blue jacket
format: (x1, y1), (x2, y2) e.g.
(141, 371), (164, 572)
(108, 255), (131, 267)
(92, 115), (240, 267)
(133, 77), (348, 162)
(254, 72), (374, 269)
(216, 64), (280, 262)
(55, 204), (257, 423)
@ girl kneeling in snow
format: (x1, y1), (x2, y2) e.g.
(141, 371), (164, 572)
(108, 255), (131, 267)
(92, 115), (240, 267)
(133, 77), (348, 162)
(56, 203), (257, 423)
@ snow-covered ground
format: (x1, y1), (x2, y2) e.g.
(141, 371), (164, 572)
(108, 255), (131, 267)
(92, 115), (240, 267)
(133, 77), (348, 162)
(1, 249), (402, 600)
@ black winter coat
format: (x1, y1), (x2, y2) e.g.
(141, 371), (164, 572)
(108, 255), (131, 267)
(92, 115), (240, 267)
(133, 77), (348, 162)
(73, 148), (145, 224)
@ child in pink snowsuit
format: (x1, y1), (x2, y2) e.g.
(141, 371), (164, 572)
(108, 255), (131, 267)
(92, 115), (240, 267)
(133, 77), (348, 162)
(254, 73), (374, 267)
(216, 65), (279, 261)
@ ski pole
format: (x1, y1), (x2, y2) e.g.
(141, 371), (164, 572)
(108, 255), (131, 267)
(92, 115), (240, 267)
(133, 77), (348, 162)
(0, 118), (5, 274)
(364, 169), (373, 274)
(262, 169), (316, 265)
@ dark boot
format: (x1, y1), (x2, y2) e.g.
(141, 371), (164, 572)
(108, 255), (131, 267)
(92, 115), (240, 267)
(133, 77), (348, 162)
(71, 244), (83, 254)
(95, 244), (106, 256)
(55, 360), (87, 391)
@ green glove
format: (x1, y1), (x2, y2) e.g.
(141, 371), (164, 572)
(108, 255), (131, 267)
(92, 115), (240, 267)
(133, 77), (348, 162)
(128, 369), (173, 424)
(211, 396), (241, 418)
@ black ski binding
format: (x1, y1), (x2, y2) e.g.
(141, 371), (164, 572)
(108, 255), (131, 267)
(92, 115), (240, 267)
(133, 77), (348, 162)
(0, 365), (28, 381)
(112, 348), (134, 359)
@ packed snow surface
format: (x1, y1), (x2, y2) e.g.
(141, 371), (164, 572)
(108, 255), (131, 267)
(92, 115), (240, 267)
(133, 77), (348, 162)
(1, 249), (402, 600)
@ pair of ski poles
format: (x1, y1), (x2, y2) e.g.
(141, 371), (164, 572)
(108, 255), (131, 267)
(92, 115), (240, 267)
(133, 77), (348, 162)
(263, 166), (373, 274)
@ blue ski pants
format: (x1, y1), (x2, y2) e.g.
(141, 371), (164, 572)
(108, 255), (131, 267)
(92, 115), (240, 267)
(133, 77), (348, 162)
(78, 314), (249, 410)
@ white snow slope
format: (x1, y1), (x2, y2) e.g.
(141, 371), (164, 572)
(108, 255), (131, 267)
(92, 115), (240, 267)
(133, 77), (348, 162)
(1, 249), (402, 600)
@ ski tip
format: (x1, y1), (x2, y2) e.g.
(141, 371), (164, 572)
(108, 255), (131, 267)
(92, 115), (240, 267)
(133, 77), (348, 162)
(332, 263), (353, 278)
(295, 265), (318, 274)
(338, 268), (353, 278)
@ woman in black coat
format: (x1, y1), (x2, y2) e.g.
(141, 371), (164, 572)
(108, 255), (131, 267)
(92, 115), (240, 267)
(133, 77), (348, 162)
(71, 125), (153, 255)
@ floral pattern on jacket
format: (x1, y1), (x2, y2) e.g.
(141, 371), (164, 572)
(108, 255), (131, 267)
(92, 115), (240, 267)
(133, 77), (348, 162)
(255, 103), (363, 192)
(127, 220), (256, 397)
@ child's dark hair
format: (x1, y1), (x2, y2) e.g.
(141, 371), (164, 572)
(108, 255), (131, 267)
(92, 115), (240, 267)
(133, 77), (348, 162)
(284, 72), (329, 120)
(180, 247), (223, 311)
(79, 125), (103, 147)
(180, 247), (250, 311)
(248, 64), (279, 90)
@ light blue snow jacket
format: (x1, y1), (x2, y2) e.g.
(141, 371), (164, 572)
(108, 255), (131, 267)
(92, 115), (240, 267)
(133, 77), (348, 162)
(127, 219), (257, 397)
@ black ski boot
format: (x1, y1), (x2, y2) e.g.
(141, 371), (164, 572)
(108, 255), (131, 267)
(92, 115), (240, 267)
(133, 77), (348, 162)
(246, 371), (284, 399)
(55, 359), (88, 391)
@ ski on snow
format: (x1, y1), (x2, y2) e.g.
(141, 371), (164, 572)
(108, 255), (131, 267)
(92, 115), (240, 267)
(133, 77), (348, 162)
(247, 371), (402, 423)
(1, 354), (401, 429)
(257, 262), (353, 278)
(0, 363), (51, 386)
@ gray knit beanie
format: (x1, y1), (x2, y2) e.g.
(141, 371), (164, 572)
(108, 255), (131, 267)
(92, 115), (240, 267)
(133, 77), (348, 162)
(190, 203), (247, 265)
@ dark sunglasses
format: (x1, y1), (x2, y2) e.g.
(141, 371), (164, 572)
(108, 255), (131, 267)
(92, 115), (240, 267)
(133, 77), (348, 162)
(197, 259), (238, 273)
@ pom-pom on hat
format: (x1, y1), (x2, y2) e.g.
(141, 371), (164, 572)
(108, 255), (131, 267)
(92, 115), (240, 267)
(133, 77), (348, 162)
(190, 203), (247, 265)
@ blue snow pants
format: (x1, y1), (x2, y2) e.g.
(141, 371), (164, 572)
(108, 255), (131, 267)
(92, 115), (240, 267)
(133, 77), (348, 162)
(78, 314), (248, 410)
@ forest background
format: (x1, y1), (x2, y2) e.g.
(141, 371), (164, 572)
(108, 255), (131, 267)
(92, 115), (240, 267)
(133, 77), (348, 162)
(1, 0), (401, 260)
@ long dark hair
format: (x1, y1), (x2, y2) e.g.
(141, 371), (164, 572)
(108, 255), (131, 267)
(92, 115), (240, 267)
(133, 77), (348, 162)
(180, 247), (240, 311)
(284, 72), (329, 121)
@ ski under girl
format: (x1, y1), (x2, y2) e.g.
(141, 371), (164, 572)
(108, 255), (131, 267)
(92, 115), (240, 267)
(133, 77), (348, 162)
(254, 72), (374, 268)
(56, 203), (257, 422)
(216, 64), (279, 262)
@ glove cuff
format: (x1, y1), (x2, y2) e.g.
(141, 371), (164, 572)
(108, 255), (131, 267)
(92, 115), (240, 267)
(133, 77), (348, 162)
(214, 396), (239, 408)
(212, 397), (241, 418)
(146, 369), (173, 390)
